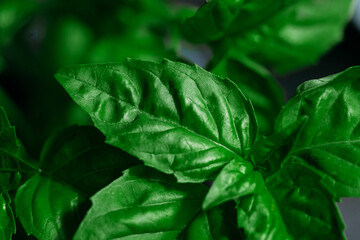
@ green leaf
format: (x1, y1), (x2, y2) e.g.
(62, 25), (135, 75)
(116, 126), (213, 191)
(45, 17), (93, 68)
(211, 51), (284, 135)
(75, 165), (240, 239)
(55, 59), (258, 183)
(202, 159), (345, 239)
(180, 206), (242, 240)
(180, 0), (292, 43)
(252, 116), (308, 178)
(15, 174), (88, 240)
(237, 189), (291, 240)
(0, 107), (35, 191)
(182, 0), (355, 73)
(87, 33), (172, 64)
(274, 66), (360, 199)
(203, 159), (263, 210)
(202, 160), (292, 239)
(15, 126), (140, 240)
(234, 0), (355, 73)
(0, 191), (15, 240)
(268, 166), (346, 240)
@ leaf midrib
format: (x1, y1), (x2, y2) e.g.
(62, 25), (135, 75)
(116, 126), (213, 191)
(60, 69), (243, 160)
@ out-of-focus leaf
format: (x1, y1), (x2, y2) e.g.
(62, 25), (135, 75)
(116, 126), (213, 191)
(181, 0), (291, 43)
(55, 59), (258, 183)
(211, 51), (284, 135)
(234, 0), (355, 73)
(46, 17), (93, 68)
(0, 56), (3, 72)
(75, 166), (240, 239)
(15, 126), (140, 240)
(0, 0), (38, 48)
(274, 66), (360, 199)
(0, 191), (15, 240)
(182, 0), (355, 73)
(87, 33), (171, 64)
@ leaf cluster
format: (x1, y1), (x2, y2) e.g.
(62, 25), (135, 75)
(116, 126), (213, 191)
(0, 0), (359, 239)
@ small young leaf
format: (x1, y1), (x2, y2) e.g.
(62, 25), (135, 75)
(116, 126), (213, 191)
(203, 159), (263, 210)
(0, 191), (15, 240)
(15, 126), (140, 240)
(211, 52), (284, 135)
(75, 165), (240, 239)
(275, 66), (360, 199)
(55, 59), (258, 182)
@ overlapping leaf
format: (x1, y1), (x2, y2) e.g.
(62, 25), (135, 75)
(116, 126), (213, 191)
(202, 159), (292, 239)
(204, 158), (346, 239)
(15, 126), (140, 240)
(0, 107), (34, 240)
(267, 165), (346, 240)
(75, 166), (240, 239)
(55, 59), (258, 183)
(274, 66), (360, 199)
(202, 67), (360, 239)
(211, 51), (284, 134)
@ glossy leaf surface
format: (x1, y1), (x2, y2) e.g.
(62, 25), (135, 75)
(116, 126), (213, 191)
(15, 174), (87, 240)
(252, 116), (307, 178)
(75, 165), (240, 239)
(268, 166), (346, 240)
(55, 59), (258, 182)
(202, 160), (292, 239)
(237, 189), (291, 240)
(211, 52), (284, 135)
(275, 66), (360, 199)
(15, 126), (140, 239)
(180, 207), (242, 240)
(203, 159), (262, 210)
(0, 191), (15, 240)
